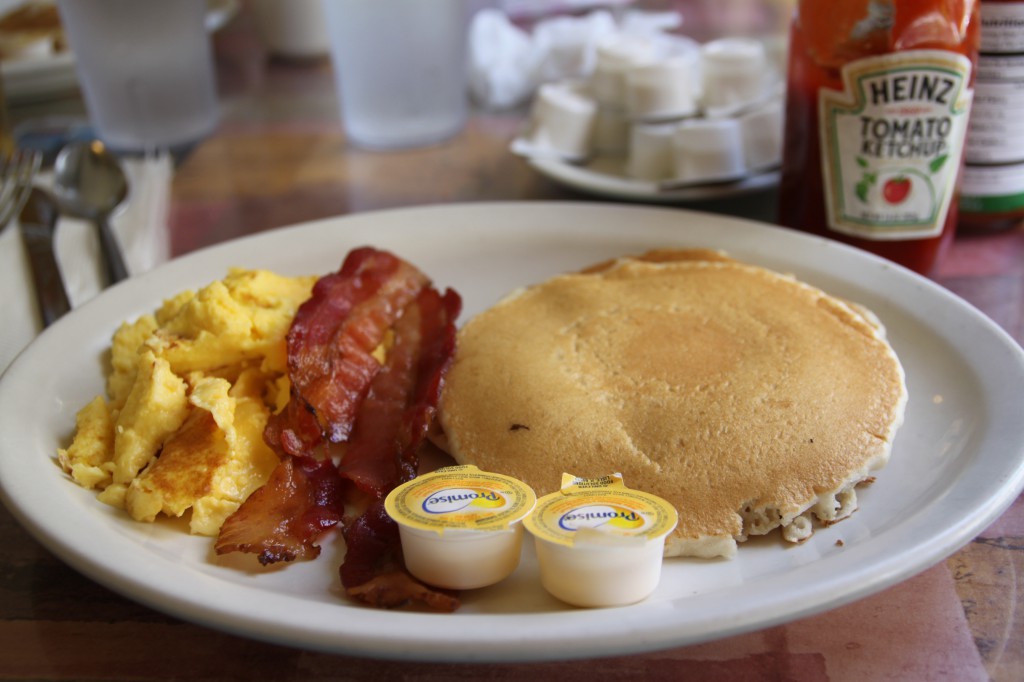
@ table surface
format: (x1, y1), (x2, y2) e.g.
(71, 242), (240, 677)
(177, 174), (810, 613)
(3, 5), (1023, 681)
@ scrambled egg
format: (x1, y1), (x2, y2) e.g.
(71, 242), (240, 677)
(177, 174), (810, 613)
(58, 268), (316, 535)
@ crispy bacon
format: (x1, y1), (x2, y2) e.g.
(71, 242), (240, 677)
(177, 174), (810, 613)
(346, 571), (460, 612)
(339, 287), (462, 609)
(214, 455), (344, 564)
(398, 288), (461, 476)
(340, 500), (459, 612)
(339, 287), (461, 497)
(263, 396), (324, 458)
(217, 248), (462, 611)
(265, 247), (430, 455)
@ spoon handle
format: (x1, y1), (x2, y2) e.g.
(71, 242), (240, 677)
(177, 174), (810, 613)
(97, 217), (130, 284)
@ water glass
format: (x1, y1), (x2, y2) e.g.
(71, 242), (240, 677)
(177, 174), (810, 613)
(56, 0), (219, 152)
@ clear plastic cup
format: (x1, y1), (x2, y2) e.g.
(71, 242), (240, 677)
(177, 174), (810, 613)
(322, 0), (470, 150)
(56, 0), (218, 153)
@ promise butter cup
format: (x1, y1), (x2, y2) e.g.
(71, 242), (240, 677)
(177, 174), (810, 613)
(385, 465), (536, 590)
(524, 473), (678, 608)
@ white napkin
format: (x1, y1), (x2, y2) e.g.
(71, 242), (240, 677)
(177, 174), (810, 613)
(0, 153), (174, 374)
(467, 6), (686, 110)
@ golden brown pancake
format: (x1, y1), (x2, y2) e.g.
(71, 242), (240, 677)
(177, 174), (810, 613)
(438, 251), (907, 558)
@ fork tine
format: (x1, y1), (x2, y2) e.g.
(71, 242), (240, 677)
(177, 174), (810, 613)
(0, 154), (16, 216)
(0, 151), (24, 226)
(0, 148), (41, 230)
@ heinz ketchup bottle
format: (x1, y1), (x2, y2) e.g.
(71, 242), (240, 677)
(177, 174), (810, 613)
(777, 0), (981, 275)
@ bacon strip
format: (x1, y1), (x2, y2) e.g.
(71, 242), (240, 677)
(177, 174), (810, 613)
(219, 247), (426, 562)
(266, 247), (430, 455)
(264, 396), (323, 458)
(346, 570), (460, 613)
(217, 249), (462, 611)
(341, 500), (459, 612)
(398, 288), (460, 472)
(214, 455), (344, 564)
(339, 287), (461, 497)
(339, 287), (462, 609)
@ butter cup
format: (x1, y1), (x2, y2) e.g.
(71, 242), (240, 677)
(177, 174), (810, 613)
(384, 465), (536, 590)
(625, 53), (699, 121)
(739, 99), (784, 170)
(700, 37), (769, 111)
(591, 37), (658, 109)
(672, 117), (745, 183)
(524, 473), (678, 608)
(627, 122), (678, 180)
(523, 82), (598, 160)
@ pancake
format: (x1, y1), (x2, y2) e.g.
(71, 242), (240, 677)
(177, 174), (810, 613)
(437, 251), (907, 558)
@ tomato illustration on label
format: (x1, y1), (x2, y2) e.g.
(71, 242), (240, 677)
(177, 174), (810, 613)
(883, 176), (911, 204)
(853, 153), (949, 210)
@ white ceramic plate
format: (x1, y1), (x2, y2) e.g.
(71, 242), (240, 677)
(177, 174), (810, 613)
(528, 155), (780, 203)
(0, 0), (73, 102)
(2, 203), (1022, 662)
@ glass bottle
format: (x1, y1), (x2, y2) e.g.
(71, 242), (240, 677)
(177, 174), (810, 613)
(777, 0), (981, 275)
(958, 0), (1024, 232)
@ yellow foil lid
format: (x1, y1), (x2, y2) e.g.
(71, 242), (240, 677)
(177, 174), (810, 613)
(524, 473), (679, 548)
(384, 465), (536, 535)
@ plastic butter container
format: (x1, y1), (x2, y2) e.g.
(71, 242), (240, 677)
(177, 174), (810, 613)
(524, 473), (678, 607)
(384, 465), (536, 590)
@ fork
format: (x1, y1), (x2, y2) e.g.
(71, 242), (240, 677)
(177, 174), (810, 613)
(0, 147), (42, 232)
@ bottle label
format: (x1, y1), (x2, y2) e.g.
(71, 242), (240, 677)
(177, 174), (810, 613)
(961, 3), (1024, 212)
(818, 50), (974, 240)
(979, 3), (1024, 52)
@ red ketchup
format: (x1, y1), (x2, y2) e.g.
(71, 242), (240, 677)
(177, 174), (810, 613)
(777, 0), (981, 275)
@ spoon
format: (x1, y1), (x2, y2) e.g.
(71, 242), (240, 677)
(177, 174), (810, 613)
(19, 186), (72, 326)
(52, 140), (130, 285)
